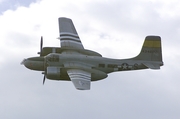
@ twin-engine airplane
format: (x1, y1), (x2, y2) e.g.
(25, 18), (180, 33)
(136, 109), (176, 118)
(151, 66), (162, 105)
(21, 17), (163, 90)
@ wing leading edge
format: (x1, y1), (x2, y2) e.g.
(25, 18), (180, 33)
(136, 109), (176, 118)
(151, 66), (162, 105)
(58, 17), (84, 49)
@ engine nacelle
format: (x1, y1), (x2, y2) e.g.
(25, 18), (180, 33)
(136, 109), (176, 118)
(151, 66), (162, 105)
(46, 66), (61, 80)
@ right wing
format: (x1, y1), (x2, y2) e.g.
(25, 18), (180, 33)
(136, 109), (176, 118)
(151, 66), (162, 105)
(67, 69), (91, 90)
(58, 17), (84, 49)
(64, 61), (108, 90)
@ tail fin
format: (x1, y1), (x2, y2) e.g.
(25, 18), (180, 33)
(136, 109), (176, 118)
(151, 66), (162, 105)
(133, 36), (163, 69)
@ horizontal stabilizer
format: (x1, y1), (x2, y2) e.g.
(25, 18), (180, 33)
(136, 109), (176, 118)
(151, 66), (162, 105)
(143, 63), (160, 69)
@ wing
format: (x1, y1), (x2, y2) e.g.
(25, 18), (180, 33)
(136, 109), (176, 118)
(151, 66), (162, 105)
(67, 69), (91, 90)
(58, 17), (84, 49)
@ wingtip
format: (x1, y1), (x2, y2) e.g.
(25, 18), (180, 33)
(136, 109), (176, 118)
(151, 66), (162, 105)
(58, 17), (71, 20)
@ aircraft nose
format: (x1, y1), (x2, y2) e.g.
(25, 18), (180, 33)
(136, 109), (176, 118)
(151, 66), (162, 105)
(21, 57), (45, 71)
(21, 58), (31, 69)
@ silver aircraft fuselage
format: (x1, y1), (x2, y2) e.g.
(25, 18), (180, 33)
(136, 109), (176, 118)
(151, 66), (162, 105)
(23, 52), (156, 81)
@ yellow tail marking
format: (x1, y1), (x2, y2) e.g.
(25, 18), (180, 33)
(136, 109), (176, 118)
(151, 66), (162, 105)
(143, 40), (161, 48)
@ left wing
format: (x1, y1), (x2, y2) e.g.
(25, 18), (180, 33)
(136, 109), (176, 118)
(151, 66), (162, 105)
(58, 17), (84, 49)
(41, 17), (102, 56)
(67, 69), (91, 90)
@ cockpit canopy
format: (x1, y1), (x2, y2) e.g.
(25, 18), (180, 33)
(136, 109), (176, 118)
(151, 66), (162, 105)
(45, 53), (59, 62)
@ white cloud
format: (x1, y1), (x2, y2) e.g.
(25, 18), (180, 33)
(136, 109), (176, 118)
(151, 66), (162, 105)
(0, 0), (4, 4)
(0, 0), (180, 119)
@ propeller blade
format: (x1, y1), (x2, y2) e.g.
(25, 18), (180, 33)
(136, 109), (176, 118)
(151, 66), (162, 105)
(20, 59), (26, 65)
(38, 36), (43, 56)
(43, 75), (46, 85)
(40, 36), (43, 51)
(40, 36), (43, 56)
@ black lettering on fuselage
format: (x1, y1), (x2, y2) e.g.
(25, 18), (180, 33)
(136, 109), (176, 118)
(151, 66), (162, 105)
(107, 64), (118, 68)
(142, 50), (158, 53)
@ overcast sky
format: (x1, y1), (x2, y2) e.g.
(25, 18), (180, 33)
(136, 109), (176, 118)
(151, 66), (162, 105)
(0, 0), (180, 119)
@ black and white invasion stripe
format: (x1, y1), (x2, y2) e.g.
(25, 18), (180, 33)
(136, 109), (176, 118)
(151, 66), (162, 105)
(60, 32), (84, 49)
(67, 69), (91, 81)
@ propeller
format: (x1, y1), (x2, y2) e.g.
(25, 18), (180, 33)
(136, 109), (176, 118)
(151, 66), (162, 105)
(20, 59), (26, 65)
(43, 74), (46, 85)
(38, 36), (43, 56)
(42, 70), (46, 85)
(37, 36), (45, 84)
(42, 56), (47, 85)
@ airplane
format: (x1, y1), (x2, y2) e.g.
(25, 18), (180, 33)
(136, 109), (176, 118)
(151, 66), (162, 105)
(21, 17), (164, 90)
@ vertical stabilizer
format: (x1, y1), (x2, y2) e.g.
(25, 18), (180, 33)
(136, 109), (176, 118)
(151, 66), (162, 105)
(134, 36), (163, 62)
